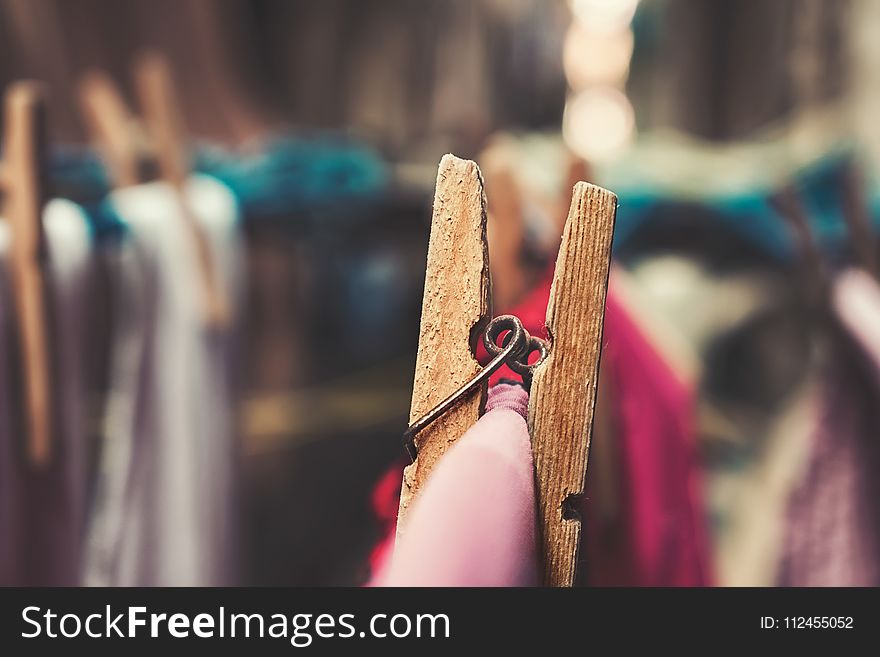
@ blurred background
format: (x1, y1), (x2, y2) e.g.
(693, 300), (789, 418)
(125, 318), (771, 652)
(1, 0), (880, 586)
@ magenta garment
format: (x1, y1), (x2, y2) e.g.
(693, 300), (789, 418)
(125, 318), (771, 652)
(580, 289), (712, 586)
(375, 384), (538, 587)
(778, 269), (880, 586)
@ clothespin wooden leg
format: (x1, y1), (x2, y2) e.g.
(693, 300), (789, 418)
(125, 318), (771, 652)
(2, 82), (52, 467)
(840, 162), (878, 278)
(396, 154), (490, 533)
(528, 182), (616, 587)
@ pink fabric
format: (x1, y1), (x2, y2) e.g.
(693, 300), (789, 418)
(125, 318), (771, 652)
(581, 289), (711, 586)
(375, 384), (538, 587)
(366, 461), (405, 581)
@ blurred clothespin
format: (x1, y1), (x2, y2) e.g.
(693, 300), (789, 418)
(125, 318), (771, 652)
(560, 153), (594, 234)
(0, 82), (53, 467)
(839, 161), (878, 280)
(396, 154), (616, 586)
(770, 186), (829, 307)
(483, 164), (526, 313)
(77, 52), (229, 328)
(77, 69), (155, 188)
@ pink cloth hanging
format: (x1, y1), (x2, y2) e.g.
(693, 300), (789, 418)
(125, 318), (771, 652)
(372, 384), (538, 587)
(581, 285), (711, 586)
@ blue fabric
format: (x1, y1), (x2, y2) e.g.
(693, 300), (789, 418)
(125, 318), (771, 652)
(611, 150), (880, 263)
(48, 134), (390, 241)
(194, 134), (390, 224)
(50, 148), (125, 243)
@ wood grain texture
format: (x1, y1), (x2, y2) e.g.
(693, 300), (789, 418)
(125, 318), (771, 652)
(528, 181), (616, 586)
(396, 154), (490, 533)
(3, 82), (52, 466)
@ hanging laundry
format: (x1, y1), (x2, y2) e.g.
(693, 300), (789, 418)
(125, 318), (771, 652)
(778, 269), (880, 586)
(196, 135), (389, 223)
(373, 383), (538, 587)
(581, 281), (712, 586)
(366, 263), (712, 586)
(0, 199), (93, 585)
(83, 175), (243, 586)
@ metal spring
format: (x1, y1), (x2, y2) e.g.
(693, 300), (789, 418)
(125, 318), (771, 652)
(402, 314), (549, 461)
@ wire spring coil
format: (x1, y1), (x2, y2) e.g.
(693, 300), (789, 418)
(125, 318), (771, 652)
(402, 314), (549, 461)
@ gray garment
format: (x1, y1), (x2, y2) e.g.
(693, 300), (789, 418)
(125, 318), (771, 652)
(83, 175), (243, 586)
(0, 199), (92, 585)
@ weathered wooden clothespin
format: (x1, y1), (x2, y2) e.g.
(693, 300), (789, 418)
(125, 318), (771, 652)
(77, 53), (229, 328)
(528, 174), (616, 586)
(397, 153), (616, 586)
(0, 82), (52, 467)
(397, 154), (491, 531)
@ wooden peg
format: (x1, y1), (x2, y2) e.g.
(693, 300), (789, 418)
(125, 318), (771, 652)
(77, 71), (152, 188)
(133, 52), (189, 188)
(133, 52), (230, 328)
(484, 166), (526, 313)
(78, 56), (228, 328)
(396, 154), (490, 532)
(1, 82), (52, 467)
(528, 182), (616, 586)
(769, 187), (828, 305)
(839, 161), (878, 279)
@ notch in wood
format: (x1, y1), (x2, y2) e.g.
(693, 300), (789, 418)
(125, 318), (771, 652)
(528, 182), (616, 586)
(396, 154), (490, 533)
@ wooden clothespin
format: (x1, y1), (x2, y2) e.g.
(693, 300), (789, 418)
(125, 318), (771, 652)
(0, 82), (52, 467)
(398, 154), (617, 587)
(77, 53), (229, 328)
(770, 186), (829, 306)
(134, 52), (229, 328)
(78, 70), (155, 189)
(839, 161), (878, 279)
(397, 155), (490, 529)
(484, 165), (526, 313)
